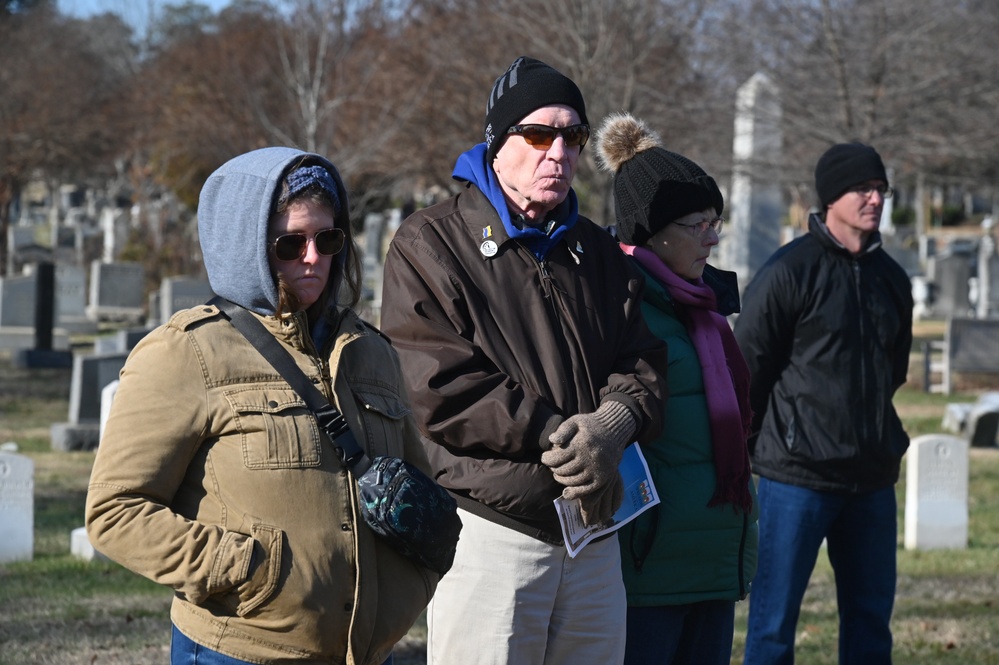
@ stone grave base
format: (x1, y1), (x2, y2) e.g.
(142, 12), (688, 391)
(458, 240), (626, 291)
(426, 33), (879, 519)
(50, 422), (100, 451)
(12, 348), (73, 369)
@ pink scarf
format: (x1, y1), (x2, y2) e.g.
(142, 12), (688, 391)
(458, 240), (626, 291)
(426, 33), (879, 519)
(623, 244), (754, 513)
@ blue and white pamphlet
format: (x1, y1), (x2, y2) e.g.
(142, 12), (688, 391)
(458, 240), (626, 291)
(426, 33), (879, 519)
(553, 442), (660, 557)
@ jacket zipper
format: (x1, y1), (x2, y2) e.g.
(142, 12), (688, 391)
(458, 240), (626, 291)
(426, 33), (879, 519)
(852, 260), (874, 450)
(533, 253), (576, 390)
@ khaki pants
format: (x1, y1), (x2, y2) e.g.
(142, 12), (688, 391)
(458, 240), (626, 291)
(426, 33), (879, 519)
(427, 508), (626, 665)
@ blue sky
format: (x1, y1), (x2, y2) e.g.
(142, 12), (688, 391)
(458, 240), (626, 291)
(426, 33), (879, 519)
(58, 0), (233, 22)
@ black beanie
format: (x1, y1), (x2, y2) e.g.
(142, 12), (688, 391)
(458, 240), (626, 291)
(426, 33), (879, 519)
(594, 112), (723, 247)
(815, 142), (888, 208)
(484, 56), (588, 164)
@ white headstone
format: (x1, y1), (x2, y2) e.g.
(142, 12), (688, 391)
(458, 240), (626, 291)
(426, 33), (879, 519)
(718, 72), (784, 292)
(0, 452), (34, 563)
(100, 207), (128, 264)
(71, 526), (109, 562)
(904, 434), (969, 550)
(99, 379), (120, 445)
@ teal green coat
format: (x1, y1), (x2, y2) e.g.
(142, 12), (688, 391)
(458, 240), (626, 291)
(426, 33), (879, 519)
(620, 263), (759, 606)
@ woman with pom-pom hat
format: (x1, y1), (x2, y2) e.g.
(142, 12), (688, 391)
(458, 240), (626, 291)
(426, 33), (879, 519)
(594, 112), (759, 665)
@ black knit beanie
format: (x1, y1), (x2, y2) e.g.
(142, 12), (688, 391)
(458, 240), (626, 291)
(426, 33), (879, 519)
(594, 112), (723, 247)
(815, 142), (888, 208)
(484, 56), (588, 164)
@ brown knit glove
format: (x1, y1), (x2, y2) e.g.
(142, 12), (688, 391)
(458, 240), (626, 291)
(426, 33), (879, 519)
(542, 400), (636, 499)
(578, 472), (624, 527)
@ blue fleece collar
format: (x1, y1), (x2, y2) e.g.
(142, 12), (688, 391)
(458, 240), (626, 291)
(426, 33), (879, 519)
(452, 143), (578, 260)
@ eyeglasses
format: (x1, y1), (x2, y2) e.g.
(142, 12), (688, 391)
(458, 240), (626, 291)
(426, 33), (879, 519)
(506, 124), (590, 149)
(269, 228), (345, 261)
(846, 183), (894, 199)
(673, 217), (724, 236)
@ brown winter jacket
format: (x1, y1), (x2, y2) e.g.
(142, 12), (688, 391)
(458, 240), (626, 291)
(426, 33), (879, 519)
(381, 182), (668, 543)
(86, 305), (436, 665)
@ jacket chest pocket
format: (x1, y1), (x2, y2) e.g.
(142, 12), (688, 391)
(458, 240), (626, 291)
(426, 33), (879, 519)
(224, 386), (322, 469)
(353, 385), (411, 459)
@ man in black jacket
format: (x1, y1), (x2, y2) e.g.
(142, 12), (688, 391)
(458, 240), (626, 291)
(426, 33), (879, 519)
(735, 142), (913, 665)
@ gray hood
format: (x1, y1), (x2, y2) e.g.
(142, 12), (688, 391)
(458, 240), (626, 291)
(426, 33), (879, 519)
(197, 147), (348, 315)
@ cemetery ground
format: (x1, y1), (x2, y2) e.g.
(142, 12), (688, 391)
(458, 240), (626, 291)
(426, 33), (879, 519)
(1, 321), (997, 665)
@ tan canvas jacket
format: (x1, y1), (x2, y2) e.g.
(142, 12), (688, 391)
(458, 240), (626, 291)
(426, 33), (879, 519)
(86, 304), (437, 665)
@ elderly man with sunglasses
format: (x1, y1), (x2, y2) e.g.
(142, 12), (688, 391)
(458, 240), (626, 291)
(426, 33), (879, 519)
(735, 143), (913, 665)
(381, 57), (667, 665)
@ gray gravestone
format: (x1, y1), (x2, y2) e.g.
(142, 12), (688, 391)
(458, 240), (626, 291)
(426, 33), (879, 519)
(932, 252), (973, 319)
(718, 72), (783, 293)
(8, 225), (37, 271)
(55, 264), (95, 333)
(68, 352), (130, 423)
(904, 434), (968, 550)
(159, 277), (214, 323)
(0, 274), (36, 328)
(978, 249), (999, 321)
(87, 261), (145, 323)
(50, 352), (129, 451)
(0, 452), (34, 563)
(10, 225), (36, 250)
(0, 270), (69, 353)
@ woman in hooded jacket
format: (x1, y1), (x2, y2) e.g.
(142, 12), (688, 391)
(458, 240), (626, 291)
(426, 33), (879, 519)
(86, 147), (436, 665)
(594, 114), (759, 665)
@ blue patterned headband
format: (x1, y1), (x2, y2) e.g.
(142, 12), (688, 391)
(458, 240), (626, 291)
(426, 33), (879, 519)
(279, 165), (342, 215)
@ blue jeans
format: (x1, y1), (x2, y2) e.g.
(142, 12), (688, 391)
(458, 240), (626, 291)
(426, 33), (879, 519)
(624, 600), (735, 665)
(171, 625), (394, 665)
(743, 478), (896, 665)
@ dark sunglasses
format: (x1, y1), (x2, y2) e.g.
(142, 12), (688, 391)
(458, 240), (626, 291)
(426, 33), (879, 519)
(269, 228), (345, 261)
(506, 123), (590, 149)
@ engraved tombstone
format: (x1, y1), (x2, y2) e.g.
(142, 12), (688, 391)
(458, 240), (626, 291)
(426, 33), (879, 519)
(0, 452), (34, 563)
(87, 261), (145, 322)
(904, 434), (969, 550)
(159, 277), (214, 323)
(55, 264), (94, 333)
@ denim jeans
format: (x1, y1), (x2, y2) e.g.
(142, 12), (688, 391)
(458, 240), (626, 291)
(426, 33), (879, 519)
(171, 625), (394, 665)
(743, 477), (896, 665)
(624, 600), (735, 665)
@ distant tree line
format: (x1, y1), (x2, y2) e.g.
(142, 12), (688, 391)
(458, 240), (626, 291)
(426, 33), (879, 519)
(2, 0), (997, 276)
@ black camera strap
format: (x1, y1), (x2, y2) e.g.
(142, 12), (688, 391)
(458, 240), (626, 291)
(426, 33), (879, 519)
(210, 296), (371, 475)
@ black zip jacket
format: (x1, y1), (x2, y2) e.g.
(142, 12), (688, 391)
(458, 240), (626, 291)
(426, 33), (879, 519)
(734, 213), (913, 493)
(381, 182), (668, 543)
